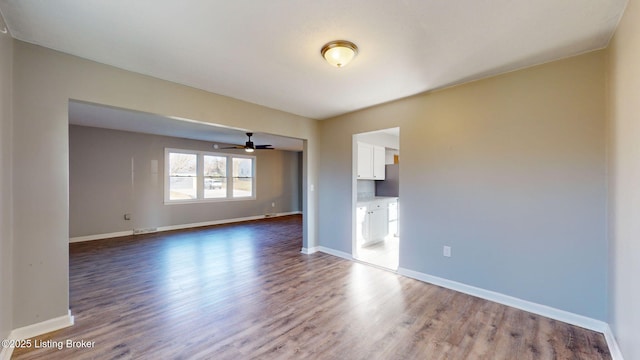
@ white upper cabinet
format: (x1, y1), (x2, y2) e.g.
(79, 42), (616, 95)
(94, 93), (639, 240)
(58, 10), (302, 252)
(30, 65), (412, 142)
(357, 142), (374, 179)
(357, 142), (385, 180)
(373, 145), (386, 180)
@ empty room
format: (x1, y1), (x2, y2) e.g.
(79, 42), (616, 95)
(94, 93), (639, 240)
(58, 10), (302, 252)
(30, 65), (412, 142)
(1, 1), (639, 359)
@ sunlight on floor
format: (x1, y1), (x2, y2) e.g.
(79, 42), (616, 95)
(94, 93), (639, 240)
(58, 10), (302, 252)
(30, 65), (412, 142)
(355, 235), (399, 270)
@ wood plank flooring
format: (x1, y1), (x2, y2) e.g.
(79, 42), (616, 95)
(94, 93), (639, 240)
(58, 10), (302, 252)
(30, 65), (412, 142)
(13, 215), (611, 359)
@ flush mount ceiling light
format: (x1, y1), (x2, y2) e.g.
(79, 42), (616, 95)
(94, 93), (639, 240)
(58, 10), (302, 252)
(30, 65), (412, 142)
(321, 40), (358, 68)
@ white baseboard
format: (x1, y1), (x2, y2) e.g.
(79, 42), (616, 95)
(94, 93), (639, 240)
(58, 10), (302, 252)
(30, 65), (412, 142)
(0, 347), (10, 360)
(317, 246), (353, 261)
(310, 248), (624, 358)
(1, 310), (74, 360)
(9, 310), (74, 340)
(313, 247), (398, 273)
(157, 213), (296, 232)
(398, 265), (624, 358)
(70, 211), (303, 243)
(0, 345), (10, 360)
(603, 324), (625, 360)
(70, 230), (133, 243)
(300, 246), (319, 254)
(397, 267), (608, 333)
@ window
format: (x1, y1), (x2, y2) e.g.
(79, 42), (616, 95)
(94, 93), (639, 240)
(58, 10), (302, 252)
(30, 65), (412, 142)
(233, 157), (253, 197)
(204, 155), (227, 199)
(165, 148), (255, 203)
(168, 152), (197, 200)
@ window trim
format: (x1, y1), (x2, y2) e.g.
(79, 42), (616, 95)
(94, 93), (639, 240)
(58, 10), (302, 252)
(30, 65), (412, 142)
(164, 148), (256, 204)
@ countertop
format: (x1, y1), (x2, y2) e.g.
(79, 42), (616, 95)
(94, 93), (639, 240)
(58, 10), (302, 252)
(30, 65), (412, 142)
(356, 196), (398, 207)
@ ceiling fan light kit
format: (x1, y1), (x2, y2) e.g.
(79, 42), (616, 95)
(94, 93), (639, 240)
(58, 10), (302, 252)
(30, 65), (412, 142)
(321, 40), (358, 68)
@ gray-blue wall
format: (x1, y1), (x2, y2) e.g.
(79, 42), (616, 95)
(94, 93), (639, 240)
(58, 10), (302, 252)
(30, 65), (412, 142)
(607, 0), (640, 357)
(318, 50), (607, 320)
(70, 125), (302, 238)
(0, 13), (14, 342)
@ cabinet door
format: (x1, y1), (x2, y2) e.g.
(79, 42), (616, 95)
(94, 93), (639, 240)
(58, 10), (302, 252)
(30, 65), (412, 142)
(357, 142), (374, 179)
(356, 206), (369, 245)
(388, 200), (398, 237)
(368, 205), (388, 243)
(373, 145), (386, 180)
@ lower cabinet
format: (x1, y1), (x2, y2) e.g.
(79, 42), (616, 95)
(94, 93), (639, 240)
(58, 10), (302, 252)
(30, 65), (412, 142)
(388, 199), (398, 237)
(367, 206), (388, 243)
(357, 199), (391, 246)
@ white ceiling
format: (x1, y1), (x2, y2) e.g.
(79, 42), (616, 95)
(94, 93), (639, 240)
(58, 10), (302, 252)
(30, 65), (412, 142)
(0, 0), (627, 121)
(0, 0), (627, 148)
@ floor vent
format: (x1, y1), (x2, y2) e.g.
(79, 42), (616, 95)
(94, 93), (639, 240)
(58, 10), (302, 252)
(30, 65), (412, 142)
(133, 228), (158, 235)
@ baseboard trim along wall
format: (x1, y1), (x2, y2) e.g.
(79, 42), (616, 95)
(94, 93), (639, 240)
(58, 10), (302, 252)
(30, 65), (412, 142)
(69, 212), (303, 243)
(316, 249), (609, 332)
(300, 246), (319, 255)
(66, 221), (625, 359)
(603, 325), (625, 360)
(304, 246), (624, 359)
(301, 247), (353, 259)
(0, 346), (10, 360)
(396, 267), (623, 359)
(69, 230), (135, 243)
(0, 310), (74, 360)
(317, 246), (353, 260)
(396, 267), (606, 331)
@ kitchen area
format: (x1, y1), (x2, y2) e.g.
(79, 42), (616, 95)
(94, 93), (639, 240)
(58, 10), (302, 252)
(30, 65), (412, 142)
(353, 128), (399, 270)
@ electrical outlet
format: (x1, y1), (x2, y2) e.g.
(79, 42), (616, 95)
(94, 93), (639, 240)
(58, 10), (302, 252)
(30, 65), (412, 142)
(271, 202), (276, 208)
(443, 246), (451, 257)
(124, 213), (131, 221)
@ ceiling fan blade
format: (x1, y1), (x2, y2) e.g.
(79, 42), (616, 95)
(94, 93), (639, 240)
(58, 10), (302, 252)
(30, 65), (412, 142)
(217, 133), (273, 150)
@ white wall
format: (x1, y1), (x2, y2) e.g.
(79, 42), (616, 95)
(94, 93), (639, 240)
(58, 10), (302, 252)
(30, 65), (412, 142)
(0, 13), (13, 341)
(356, 131), (399, 150)
(607, 0), (640, 357)
(319, 50), (608, 320)
(11, 41), (318, 329)
(69, 125), (301, 237)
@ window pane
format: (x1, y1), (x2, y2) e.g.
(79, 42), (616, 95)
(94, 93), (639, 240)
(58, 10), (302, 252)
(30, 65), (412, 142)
(232, 157), (253, 197)
(169, 153), (197, 200)
(204, 155), (227, 199)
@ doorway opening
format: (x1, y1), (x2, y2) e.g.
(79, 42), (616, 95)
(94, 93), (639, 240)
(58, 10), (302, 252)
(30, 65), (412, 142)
(352, 128), (399, 270)
(68, 100), (308, 273)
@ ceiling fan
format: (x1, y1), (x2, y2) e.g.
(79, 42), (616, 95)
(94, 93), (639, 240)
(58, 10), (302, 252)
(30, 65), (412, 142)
(222, 132), (273, 152)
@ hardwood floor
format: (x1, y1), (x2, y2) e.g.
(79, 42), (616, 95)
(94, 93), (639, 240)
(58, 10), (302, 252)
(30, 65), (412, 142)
(13, 215), (610, 359)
